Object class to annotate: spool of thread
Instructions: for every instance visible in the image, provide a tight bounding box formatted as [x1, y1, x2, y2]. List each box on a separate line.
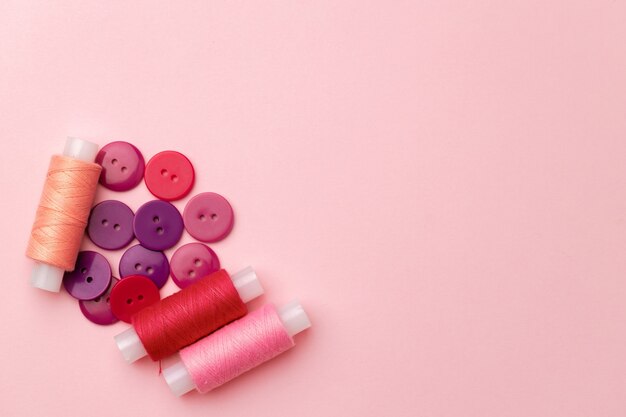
[163, 301, 311, 396]
[26, 138, 101, 292]
[115, 267, 264, 363]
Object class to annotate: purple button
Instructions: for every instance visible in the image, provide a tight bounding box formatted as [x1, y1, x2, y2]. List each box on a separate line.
[79, 277, 119, 325]
[63, 251, 112, 300]
[96, 141, 145, 191]
[87, 200, 135, 250]
[170, 243, 221, 289]
[119, 244, 170, 289]
[183, 192, 234, 242]
[133, 200, 184, 251]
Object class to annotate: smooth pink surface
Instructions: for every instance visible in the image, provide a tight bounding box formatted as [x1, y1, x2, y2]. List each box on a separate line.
[1, 1, 626, 416]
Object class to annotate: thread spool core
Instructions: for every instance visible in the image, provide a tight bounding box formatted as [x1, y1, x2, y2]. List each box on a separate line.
[114, 327, 148, 363]
[30, 137, 99, 292]
[230, 266, 264, 303]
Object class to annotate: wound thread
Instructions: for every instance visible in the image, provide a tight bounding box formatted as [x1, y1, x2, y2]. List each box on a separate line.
[26, 155, 101, 270]
[133, 269, 247, 361]
[180, 304, 295, 393]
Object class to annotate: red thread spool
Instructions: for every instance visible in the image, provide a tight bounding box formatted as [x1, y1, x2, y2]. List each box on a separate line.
[119, 268, 263, 362]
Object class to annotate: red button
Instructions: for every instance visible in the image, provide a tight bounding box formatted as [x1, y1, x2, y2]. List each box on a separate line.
[144, 151, 195, 201]
[109, 275, 161, 323]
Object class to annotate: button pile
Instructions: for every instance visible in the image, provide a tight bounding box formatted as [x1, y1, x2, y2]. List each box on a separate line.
[64, 141, 235, 325]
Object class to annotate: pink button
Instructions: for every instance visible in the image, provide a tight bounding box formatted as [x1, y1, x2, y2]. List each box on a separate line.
[183, 192, 234, 242]
[96, 141, 145, 191]
[170, 243, 221, 289]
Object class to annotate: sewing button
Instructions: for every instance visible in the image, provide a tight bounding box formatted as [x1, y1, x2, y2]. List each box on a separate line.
[63, 251, 112, 300]
[109, 275, 161, 323]
[87, 200, 135, 250]
[183, 192, 234, 242]
[144, 151, 194, 201]
[95, 141, 145, 191]
[119, 244, 170, 289]
[133, 200, 184, 251]
[170, 243, 221, 289]
[79, 277, 119, 325]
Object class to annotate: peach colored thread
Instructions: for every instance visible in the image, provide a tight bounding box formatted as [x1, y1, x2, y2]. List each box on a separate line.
[180, 304, 295, 393]
[26, 155, 101, 271]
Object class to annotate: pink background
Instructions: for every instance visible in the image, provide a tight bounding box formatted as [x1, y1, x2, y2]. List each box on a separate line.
[1, 1, 626, 416]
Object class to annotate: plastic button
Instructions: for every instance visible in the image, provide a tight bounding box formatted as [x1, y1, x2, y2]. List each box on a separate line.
[133, 200, 184, 251]
[170, 243, 221, 289]
[144, 151, 194, 201]
[79, 277, 119, 325]
[119, 244, 170, 289]
[87, 200, 135, 250]
[183, 192, 234, 242]
[109, 275, 161, 323]
[95, 141, 145, 191]
[63, 251, 112, 300]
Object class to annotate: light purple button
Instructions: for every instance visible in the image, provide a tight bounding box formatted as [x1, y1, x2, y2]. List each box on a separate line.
[87, 200, 135, 250]
[96, 141, 145, 191]
[119, 244, 170, 289]
[183, 192, 234, 242]
[63, 251, 112, 300]
[134, 200, 184, 251]
[79, 277, 119, 325]
[170, 243, 221, 289]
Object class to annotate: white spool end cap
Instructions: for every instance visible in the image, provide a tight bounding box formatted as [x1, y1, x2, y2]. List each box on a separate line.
[31, 263, 64, 292]
[114, 327, 148, 363]
[163, 360, 196, 397]
[278, 300, 311, 337]
[63, 137, 99, 162]
[231, 266, 264, 303]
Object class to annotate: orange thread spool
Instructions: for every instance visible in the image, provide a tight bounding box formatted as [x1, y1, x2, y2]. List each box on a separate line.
[26, 138, 101, 292]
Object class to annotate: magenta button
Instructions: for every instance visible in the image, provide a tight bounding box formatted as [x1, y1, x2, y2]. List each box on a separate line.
[183, 192, 234, 243]
[96, 141, 145, 191]
[134, 200, 184, 251]
[79, 277, 119, 325]
[119, 244, 170, 289]
[87, 200, 135, 250]
[63, 251, 112, 300]
[170, 243, 220, 289]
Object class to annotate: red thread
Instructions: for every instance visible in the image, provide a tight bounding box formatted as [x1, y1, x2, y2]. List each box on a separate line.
[132, 269, 247, 361]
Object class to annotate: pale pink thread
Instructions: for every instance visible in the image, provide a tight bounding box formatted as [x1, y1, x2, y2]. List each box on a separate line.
[180, 304, 295, 393]
[26, 155, 101, 270]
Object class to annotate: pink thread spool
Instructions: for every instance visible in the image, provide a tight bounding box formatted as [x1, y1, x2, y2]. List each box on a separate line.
[28, 138, 100, 292]
[162, 301, 311, 396]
